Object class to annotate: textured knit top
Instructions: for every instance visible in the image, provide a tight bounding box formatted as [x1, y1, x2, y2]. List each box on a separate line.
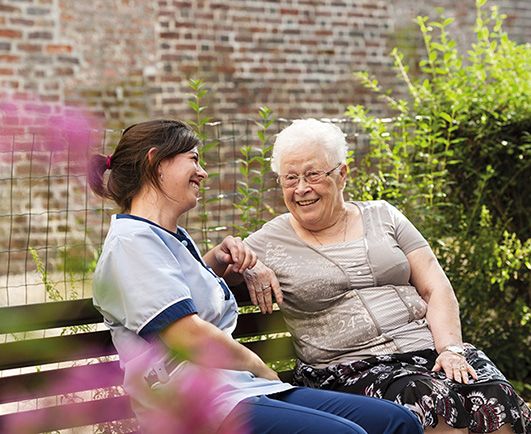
[245, 200, 435, 367]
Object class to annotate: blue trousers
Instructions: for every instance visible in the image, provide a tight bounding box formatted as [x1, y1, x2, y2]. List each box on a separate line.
[220, 387, 423, 434]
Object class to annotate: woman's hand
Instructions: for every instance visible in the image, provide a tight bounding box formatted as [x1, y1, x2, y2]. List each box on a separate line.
[205, 236, 257, 276]
[216, 235, 257, 272]
[254, 363, 281, 381]
[243, 260, 283, 314]
[432, 350, 478, 384]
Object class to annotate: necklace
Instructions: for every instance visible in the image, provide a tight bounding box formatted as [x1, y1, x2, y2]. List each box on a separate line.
[307, 208, 349, 246]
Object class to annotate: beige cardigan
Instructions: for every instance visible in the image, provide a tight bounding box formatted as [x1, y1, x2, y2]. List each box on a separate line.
[245, 201, 435, 367]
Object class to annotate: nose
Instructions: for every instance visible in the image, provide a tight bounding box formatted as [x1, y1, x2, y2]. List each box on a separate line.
[294, 177, 311, 194]
[197, 164, 208, 179]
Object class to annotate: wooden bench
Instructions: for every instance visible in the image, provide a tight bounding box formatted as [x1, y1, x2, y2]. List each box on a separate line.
[0, 284, 294, 433]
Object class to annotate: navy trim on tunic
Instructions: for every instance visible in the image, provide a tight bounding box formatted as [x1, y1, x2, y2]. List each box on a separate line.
[139, 298, 198, 339]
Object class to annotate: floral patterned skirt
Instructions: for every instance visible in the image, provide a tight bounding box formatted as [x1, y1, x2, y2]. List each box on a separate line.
[294, 344, 531, 433]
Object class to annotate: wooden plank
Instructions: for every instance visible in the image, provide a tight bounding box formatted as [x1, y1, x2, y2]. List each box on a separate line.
[230, 282, 252, 306]
[233, 310, 288, 337]
[0, 331, 116, 370]
[0, 360, 123, 404]
[0, 299, 101, 334]
[244, 336, 296, 362]
[0, 395, 135, 432]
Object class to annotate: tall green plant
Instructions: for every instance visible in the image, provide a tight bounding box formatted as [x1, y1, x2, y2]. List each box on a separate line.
[187, 79, 220, 250]
[233, 106, 276, 238]
[346, 0, 530, 386]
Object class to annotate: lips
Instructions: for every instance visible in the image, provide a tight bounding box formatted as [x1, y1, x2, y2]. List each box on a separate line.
[297, 198, 319, 206]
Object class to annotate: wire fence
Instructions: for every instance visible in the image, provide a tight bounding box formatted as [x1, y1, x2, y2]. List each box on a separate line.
[0, 118, 369, 308]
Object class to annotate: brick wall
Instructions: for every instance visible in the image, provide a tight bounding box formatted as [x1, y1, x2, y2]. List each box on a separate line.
[0, 0, 80, 102]
[58, 0, 156, 128]
[1, 0, 529, 122]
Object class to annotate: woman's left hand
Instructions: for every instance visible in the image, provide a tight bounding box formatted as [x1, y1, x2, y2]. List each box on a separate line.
[243, 260, 283, 314]
[432, 351, 478, 384]
[215, 236, 257, 273]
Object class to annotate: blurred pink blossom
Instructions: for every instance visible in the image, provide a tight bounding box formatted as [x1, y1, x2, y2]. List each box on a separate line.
[0, 343, 248, 434]
[0, 93, 103, 158]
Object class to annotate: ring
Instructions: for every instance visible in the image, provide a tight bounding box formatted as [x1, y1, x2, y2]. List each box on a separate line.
[255, 285, 270, 293]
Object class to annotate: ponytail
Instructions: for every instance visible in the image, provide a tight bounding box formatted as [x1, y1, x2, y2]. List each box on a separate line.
[88, 153, 111, 199]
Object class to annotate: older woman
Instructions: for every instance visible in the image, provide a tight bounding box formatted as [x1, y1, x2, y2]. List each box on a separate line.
[88, 119, 423, 434]
[242, 119, 531, 433]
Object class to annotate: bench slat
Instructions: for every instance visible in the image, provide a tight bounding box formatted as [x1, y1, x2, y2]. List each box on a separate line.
[0, 299, 101, 334]
[233, 309, 288, 337]
[0, 395, 135, 432]
[0, 360, 123, 404]
[0, 286, 262, 334]
[245, 336, 296, 361]
[0, 330, 115, 370]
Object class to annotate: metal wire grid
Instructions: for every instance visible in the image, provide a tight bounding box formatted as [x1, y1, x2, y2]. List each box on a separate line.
[0, 118, 367, 306]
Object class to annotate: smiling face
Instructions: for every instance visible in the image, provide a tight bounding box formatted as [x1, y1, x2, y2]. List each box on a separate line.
[279, 143, 347, 231]
[158, 147, 207, 215]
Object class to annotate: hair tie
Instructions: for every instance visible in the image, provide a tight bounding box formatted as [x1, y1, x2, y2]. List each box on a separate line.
[105, 155, 112, 170]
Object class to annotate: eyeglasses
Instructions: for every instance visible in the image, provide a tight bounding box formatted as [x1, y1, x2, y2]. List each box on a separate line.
[277, 162, 342, 188]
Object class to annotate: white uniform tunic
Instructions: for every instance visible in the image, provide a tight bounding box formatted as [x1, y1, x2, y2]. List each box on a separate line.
[92, 215, 292, 428]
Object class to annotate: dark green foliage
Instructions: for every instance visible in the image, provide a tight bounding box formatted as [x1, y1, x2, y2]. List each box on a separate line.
[345, 0, 530, 394]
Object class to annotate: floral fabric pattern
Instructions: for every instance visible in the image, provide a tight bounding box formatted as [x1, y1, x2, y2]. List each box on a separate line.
[294, 345, 531, 433]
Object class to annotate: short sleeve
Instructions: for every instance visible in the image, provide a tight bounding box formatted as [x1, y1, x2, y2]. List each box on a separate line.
[386, 202, 429, 255]
[95, 230, 198, 339]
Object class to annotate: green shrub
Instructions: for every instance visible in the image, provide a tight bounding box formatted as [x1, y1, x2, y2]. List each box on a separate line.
[345, 0, 530, 390]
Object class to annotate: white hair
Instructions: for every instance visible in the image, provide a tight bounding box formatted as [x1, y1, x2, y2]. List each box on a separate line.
[270, 118, 348, 174]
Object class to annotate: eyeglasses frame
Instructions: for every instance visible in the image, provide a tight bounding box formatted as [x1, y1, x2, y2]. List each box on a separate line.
[276, 162, 342, 188]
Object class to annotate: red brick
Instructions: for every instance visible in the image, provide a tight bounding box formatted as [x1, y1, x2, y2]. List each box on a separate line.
[160, 32, 181, 39]
[0, 29, 23, 38]
[0, 67, 14, 75]
[17, 43, 43, 53]
[280, 8, 298, 15]
[45, 44, 72, 54]
[174, 43, 196, 50]
[54, 67, 74, 75]
[0, 54, 19, 62]
[40, 94, 60, 102]
[216, 65, 236, 74]
[0, 4, 21, 13]
[28, 31, 53, 39]
[9, 18, 35, 26]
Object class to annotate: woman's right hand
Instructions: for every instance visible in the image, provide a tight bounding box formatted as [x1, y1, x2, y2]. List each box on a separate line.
[254, 363, 281, 381]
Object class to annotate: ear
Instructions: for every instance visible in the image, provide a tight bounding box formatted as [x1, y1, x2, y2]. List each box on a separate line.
[147, 147, 162, 177]
[339, 162, 348, 179]
[147, 147, 158, 164]
[339, 163, 348, 189]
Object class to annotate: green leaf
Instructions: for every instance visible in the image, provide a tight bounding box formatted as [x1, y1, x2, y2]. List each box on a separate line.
[439, 112, 453, 123]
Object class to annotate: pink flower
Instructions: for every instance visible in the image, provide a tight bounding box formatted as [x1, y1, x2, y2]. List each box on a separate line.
[0, 93, 103, 165]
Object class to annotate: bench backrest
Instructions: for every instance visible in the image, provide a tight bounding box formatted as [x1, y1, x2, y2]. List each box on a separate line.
[0, 283, 294, 432]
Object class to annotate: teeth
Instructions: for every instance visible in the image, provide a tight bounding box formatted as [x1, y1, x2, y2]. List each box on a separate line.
[298, 199, 318, 206]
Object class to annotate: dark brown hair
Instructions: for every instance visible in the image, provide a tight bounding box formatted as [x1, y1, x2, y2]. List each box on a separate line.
[88, 119, 201, 212]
